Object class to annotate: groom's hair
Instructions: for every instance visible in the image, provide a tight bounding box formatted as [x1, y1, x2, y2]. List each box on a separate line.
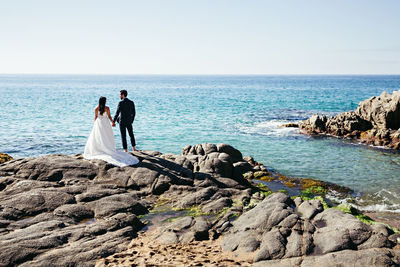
[120, 90, 128, 97]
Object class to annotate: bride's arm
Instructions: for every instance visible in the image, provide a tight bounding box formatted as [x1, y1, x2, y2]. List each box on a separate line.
[94, 107, 99, 121]
[106, 107, 115, 125]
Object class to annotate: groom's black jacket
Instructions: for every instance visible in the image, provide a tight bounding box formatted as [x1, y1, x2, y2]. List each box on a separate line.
[113, 98, 135, 125]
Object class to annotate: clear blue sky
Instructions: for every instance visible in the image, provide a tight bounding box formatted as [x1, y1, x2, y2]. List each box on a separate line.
[0, 0, 399, 74]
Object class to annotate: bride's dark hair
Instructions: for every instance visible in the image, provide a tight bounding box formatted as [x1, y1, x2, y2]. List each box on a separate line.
[99, 97, 106, 115]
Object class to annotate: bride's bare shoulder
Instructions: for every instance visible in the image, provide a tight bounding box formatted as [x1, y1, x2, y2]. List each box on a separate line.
[94, 106, 99, 111]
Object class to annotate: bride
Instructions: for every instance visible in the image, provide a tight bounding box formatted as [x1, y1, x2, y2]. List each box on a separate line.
[83, 96, 139, 167]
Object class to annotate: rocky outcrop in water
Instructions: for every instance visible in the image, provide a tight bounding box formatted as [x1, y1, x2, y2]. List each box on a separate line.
[300, 91, 400, 149]
[0, 144, 399, 266]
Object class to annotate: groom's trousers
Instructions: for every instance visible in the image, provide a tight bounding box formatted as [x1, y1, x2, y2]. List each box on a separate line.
[119, 123, 136, 149]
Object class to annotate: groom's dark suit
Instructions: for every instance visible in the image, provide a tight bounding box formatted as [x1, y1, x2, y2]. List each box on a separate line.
[113, 98, 136, 150]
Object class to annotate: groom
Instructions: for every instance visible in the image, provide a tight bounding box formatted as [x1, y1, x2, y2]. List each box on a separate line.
[112, 90, 137, 152]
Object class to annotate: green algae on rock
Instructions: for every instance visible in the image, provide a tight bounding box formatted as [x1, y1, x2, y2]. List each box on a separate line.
[0, 153, 13, 164]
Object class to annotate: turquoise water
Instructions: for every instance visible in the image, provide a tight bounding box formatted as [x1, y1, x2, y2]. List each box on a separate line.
[1, 75, 400, 211]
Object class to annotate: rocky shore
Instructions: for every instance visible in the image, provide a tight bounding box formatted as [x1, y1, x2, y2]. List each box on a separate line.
[0, 144, 400, 266]
[300, 90, 400, 150]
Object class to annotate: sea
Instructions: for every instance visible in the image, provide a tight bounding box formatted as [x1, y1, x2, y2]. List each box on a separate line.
[1, 74, 399, 212]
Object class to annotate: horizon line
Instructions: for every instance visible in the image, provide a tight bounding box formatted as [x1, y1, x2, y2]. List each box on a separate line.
[1, 73, 400, 76]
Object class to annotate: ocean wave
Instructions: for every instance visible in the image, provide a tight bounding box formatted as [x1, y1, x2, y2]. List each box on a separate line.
[237, 120, 301, 137]
[327, 189, 400, 213]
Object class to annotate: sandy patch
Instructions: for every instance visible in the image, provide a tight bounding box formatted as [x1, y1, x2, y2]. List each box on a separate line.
[96, 230, 253, 267]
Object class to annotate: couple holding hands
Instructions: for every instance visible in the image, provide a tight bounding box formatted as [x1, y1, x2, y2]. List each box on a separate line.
[83, 90, 139, 167]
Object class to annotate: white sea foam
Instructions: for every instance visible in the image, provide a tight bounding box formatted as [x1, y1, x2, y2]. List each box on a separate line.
[237, 120, 300, 137]
[326, 189, 400, 213]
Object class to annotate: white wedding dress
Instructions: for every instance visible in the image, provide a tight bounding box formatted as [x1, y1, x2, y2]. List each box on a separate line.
[83, 112, 139, 167]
